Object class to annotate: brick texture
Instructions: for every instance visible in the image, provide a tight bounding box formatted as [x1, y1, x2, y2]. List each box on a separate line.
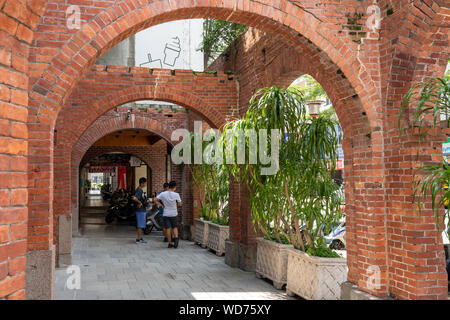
[0, 0, 447, 300]
[0, 0, 46, 300]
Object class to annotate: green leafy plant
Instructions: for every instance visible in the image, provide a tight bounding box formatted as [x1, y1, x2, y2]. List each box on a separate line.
[221, 86, 342, 256]
[200, 19, 248, 67]
[398, 73, 450, 228]
[290, 74, 328, 102]
[186, 132, 229, 224]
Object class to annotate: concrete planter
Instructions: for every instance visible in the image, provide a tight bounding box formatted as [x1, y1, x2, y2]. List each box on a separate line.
[255, 238, 293, 289]
[194, 218, 209, 248]
[286, 247, 347, 300]
[207, 222, 229, 256]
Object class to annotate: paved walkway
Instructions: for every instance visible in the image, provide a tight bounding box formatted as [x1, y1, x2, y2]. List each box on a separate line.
[55, 224, 295, 300]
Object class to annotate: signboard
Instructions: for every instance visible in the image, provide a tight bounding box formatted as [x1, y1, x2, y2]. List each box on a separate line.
[443, 137, 450, 164]
[337, 145, 344, 160]
[443, 137, 450, 156]
[89, 166, 116, 173]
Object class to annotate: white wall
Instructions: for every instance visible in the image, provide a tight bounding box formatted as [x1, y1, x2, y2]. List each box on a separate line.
[135, 19, 204, 71]
[134, 165, 148, 195]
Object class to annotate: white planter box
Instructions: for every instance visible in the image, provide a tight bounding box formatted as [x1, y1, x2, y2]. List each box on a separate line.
[194, 218, 209, 248]
[286, 247, 347, 300]
[256, 238, 293, 289]
[207, 222, 229, 256]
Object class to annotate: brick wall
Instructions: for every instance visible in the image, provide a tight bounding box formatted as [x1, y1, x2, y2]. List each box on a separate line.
[206, 4, 449, 299]
[0, 0, 46, 300]
[0, 0, 447, 300]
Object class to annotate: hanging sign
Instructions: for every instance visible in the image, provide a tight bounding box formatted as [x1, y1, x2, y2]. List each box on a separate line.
[129, 156, 142, 167]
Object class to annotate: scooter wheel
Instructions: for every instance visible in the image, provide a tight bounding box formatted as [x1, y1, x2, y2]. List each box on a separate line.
[105, 214, 114, 224]
[330, 240, 345, 250]
[144, 225, 153, 235]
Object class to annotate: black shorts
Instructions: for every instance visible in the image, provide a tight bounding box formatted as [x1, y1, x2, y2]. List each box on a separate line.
[163, 216, 178, 229]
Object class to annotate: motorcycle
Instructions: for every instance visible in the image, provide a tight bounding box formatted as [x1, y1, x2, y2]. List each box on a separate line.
[101, 184, 113, 200]
[144, 203, 164, 234]
[105, 191, 137, 224]
[326, 220, 346, 250]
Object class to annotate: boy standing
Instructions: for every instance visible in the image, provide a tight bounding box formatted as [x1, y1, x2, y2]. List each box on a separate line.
[132, 177, 149, 243]
[154, 180, 182, 248]
[158, 182, 169, 242]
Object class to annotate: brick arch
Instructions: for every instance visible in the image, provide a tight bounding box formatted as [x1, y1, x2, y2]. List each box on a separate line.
[27, 1, 382, 263]
[29, 1, 380, 129]
[20, 0, 450, 301]
[54, 66, 236, 159]
[272, 69, 366, 141]
[53, 107, 187, 266]
[87, 81, 225, 129]
[80, 148, 151, 170]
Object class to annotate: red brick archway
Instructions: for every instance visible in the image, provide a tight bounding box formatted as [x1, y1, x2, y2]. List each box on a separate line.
[0, 0, 447, 300]
[28, 1, 381, 128]
[27, 0, 448, 300]
[53, 106, 188, 266]
[27, 5, 382, 291]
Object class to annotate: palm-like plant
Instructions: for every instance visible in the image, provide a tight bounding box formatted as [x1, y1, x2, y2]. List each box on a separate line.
[187, 132, 230, 224]
[222, 86, 342, 256]
[399, 74, 450, 227]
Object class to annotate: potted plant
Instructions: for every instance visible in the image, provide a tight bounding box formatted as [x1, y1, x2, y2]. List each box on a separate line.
[191, 163, 212, 249]
[206, 163, 230, 256]
[222, 86, 346, 297]
[187, 132, 230, 250]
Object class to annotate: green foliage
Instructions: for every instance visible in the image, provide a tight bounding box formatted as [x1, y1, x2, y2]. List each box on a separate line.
[200, 19, 248, 67]
[221, 86, 342, 255]
[306, 245, 340, 258]
[186, 132, 229, 224]
[399, 77, 450, 138]
[320, 106, 338, 121]
[264, 232, 291, 245]
[398, 75, 450, 227]
[290, 75, 327, 102]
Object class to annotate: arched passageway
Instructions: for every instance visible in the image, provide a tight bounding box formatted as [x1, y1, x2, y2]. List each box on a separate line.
[54, 107, 189, 267]
[0, 0, 448, 300]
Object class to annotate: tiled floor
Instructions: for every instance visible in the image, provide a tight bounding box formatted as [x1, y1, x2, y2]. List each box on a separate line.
[55, 224, 295, 300]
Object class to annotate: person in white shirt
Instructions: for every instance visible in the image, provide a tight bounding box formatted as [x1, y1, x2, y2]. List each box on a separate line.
[154, 180, 182, 248]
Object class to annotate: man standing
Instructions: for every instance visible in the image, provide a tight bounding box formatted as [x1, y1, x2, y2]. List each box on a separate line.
[158, 182, 169, 242]
[155, 180, 182, 248]
[132, 177, 149, 244]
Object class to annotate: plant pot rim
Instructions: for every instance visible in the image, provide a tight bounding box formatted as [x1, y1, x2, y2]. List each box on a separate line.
[208, 221, 229, 228]
[256, 237, 293, 248]
[287, 247, 346, 264]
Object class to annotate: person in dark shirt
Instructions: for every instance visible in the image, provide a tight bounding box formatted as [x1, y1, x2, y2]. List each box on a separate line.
[132, 177, 150, 243]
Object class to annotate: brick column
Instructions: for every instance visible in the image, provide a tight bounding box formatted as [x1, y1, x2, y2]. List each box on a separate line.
[225, 175, 257, 271]
[0, 0, 31, 299]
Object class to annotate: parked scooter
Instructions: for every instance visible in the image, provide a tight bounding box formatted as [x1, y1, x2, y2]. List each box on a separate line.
[144, 203, 164, 234]
[326, 220, 346, 250]
[101, 184, 113, 200]
[105, 190, 137, 224]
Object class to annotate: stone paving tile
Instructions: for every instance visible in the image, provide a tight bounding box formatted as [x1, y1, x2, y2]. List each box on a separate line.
[54, 224, 295, 300]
